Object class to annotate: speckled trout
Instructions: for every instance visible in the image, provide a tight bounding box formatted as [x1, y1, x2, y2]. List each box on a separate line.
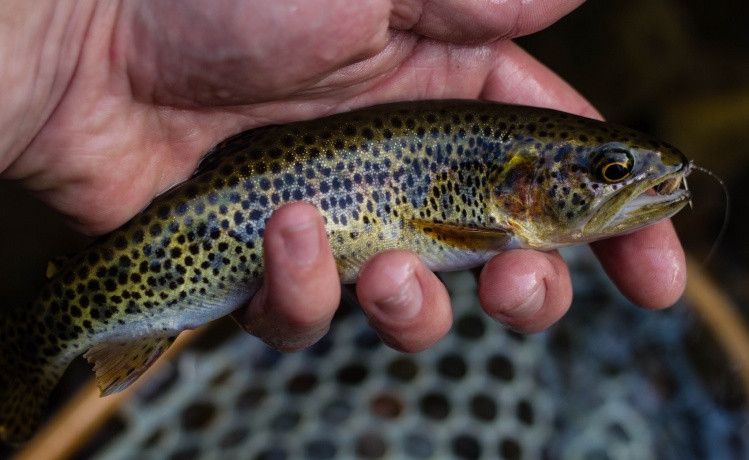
[0, 100, 691, 444]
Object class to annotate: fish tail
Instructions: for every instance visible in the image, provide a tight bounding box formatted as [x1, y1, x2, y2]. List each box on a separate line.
[0, 308, 67, 446]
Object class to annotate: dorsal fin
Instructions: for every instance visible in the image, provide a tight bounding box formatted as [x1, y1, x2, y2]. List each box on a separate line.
[44, 255, 71, 280]
[83, 332, 178, 396]
[406, 219, 512, 251]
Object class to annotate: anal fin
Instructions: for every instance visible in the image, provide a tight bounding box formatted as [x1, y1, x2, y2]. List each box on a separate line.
[406, 219, 513, 251]
[83, 333, 178, 396]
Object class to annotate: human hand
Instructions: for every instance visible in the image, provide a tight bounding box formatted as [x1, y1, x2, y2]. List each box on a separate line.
[0, 0, 686, 352]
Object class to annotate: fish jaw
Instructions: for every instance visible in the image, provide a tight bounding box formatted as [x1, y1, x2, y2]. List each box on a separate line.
[583, 168, 691, 238]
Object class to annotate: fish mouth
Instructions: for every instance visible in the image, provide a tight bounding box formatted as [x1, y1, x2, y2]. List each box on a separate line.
[584, 166, 692, 237]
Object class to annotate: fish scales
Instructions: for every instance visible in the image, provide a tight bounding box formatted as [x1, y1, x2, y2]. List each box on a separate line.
[0, 100, 692, 444]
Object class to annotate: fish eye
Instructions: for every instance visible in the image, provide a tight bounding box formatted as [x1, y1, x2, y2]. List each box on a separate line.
[590, 146, 635, 183]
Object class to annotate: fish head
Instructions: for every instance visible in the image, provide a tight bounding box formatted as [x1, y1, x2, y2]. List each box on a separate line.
[489, 125, 691, 250]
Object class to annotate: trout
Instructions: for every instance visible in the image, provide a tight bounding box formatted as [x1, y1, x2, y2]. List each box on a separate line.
[0, 100, 691, 444]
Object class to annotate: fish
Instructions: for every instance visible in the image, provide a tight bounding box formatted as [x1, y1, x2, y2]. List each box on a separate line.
[0, 99, 691, 444]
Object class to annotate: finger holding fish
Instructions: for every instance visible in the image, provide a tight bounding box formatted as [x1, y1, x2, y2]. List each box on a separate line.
[592, 219, 687, 310]
[231, 203, 340, 352]
[479, 249, 573, 333]
[356, 250, 453, 353]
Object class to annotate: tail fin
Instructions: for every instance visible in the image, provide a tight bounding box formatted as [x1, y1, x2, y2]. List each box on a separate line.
[0, 308, 67, 446]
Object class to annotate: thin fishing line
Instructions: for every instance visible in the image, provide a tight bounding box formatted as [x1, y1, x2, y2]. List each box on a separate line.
[690, 164, 730, 266]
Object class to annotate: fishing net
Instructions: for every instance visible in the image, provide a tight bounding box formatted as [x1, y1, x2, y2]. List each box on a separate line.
[69, 247, 749, 459]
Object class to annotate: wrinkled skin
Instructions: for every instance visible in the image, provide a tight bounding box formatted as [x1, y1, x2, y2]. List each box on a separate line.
[0, 0, 685, 353]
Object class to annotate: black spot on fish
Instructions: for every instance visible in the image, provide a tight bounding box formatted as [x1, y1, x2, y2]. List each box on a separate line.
[113, 236, 128, 250]
[102, 249, 115, 262]
[93, 293, 107, 306]
[157, 205, 171, 219]
[118, 255, 131, 267]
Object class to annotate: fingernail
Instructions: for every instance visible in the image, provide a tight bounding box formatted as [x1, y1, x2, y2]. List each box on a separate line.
[373, 266, 423, 321]
[281, 219, 320, 266]
[507, 282, 545, 319]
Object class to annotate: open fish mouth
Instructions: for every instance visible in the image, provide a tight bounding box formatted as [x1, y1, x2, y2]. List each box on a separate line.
[623, 172, 689, 213]
[585, 167, 692, 236]
[654, 174, 685, 195]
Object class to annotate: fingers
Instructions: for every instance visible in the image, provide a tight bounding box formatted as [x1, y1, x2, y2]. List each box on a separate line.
[356, 250, 452, 352]
[232, 202, 341, 352]
[592, 220, 687, 309]
[480, 41, 601, 119]
[123, 0, 591, 114]
[393, 0, 586, 43]
[478, 250, 572, 333]
[239, 228, 455, 354]
[233, 203, 679, 352]
[332, 39, 599, 122]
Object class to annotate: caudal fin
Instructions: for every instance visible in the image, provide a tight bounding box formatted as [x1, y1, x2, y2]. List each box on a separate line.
[0, 309, 67, 446]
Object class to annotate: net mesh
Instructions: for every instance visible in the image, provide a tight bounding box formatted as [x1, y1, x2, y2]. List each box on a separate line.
[77, 247, 749, 460]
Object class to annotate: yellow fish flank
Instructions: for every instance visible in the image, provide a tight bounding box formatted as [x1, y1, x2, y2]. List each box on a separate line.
[0, 100, 691, 444]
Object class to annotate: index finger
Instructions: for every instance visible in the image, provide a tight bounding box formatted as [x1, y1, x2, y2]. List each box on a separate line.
[392, 0, 586, 43]
[591, 219, 687, 309]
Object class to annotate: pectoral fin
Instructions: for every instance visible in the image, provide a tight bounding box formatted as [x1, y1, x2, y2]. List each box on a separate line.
[406, 219, 513, 251]
[83, 333, 178, 396]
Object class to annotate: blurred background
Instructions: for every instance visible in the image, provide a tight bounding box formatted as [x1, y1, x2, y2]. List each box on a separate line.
[1, 0, 748, 458]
